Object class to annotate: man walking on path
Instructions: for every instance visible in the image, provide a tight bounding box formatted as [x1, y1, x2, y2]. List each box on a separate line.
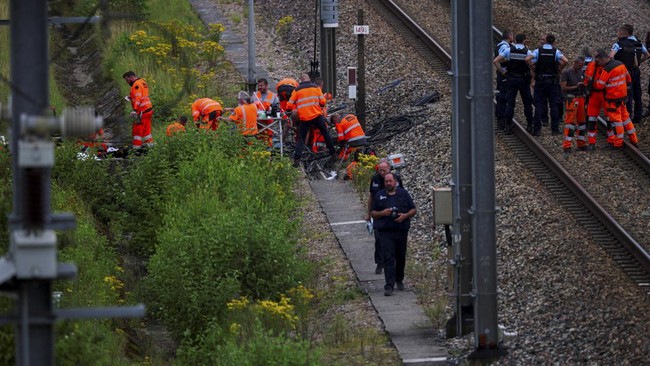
[370, 173, 416, 297]
[366, 161, 403, 275]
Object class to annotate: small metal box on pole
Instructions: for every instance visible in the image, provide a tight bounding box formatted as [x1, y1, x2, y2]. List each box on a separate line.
[433, 188, 453, 225]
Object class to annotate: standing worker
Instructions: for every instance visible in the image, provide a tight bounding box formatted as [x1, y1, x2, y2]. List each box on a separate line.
[370, 173, 416, 297]
[365, 161, 404, 275]
[123, 71, 154, 150]
[526, 34, 568, 136]
[166, 116, 187, 137]
[494, 29, 513, 130]
[594, 49, 639, 149]
[610, 24, 649, 125]
[584, 49, 614, 149]
[287, 74, 336, 167]
[191, 97, 223, 131]
[493, 33, 534, 134]
[560, 57, 587, 154]
[222, 91, 258, 137]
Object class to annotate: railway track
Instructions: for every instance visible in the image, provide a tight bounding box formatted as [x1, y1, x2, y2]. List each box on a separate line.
[375, 0, 650, 294]
[371, 0, 451, 73]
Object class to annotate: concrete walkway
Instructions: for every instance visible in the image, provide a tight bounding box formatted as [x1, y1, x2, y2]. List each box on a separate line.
[188, 2, 448, 363]
[310, 180, 448, 365]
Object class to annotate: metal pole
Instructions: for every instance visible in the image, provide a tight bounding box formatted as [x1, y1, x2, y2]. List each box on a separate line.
[469, 0, 502, 358]
[247, 0, 256, 93]
[356, 9, 366, 129]
[10, 0, 54, 363]
[447, 0, 473, 339]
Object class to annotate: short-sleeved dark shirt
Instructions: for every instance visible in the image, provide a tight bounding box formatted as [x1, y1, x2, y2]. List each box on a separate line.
[371, 187, 416, 232]
[560, 68, 584, 99]
[369, 172, 404, 198]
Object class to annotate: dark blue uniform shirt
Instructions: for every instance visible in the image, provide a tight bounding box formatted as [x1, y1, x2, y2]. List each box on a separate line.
[371, 187, 415, 231]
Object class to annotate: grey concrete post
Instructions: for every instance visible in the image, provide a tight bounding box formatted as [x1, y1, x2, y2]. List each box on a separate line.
[10, 1, 54, 364]
[469, 0, 500, 354]
[247, 0, 256, 93]
[356, 9, 366, 129]
[447, 0, 474, 339]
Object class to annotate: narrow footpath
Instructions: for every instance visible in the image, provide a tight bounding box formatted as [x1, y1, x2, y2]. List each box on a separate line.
[188, 1, 448, 363]
[310, 179, 447, 365]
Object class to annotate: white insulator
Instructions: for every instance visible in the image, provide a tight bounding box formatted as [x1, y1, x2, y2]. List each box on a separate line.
[60, 107, 103, 138]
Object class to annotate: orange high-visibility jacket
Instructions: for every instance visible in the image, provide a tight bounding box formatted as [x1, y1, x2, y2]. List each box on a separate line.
[286, 81, 326, 121]
[336, 114, 366, 143]
[229, 103, 258, 135]
[276, 78, 299, 111]
[254, 91, 278, 111]
[583, 62, 606, 92]
[192, 98, 223, 129]
[129, 78, 153, 114]
[166, 122, 186, 137]
[595, 60, 631, 102]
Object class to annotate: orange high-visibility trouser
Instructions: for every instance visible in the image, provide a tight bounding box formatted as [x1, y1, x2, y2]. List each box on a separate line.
[586, 91, 614, 145]
[132, 110, 154, 149]
[563, 96, 586, 150]
[605, 101, 638, 147]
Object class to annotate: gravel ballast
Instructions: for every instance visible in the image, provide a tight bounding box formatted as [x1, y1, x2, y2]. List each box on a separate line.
[243, 1, 650, 363]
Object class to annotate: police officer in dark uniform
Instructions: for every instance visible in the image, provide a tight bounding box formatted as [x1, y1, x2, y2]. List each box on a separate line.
[493, 33, 534, 134]
[610, 24, 649, 125]
[370, 173, 416, 297]
[526, 34, 568, 136]
[366, 161, 404, 275]
[495, 30, 514, 130]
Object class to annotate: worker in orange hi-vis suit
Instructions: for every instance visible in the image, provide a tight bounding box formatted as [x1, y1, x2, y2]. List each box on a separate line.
[255, 78, 280, 143]
[584, 53, 615, 148]
[254, 78, 280, 112]
[191, 98, 223, 131]
[222, 91, 258, 136]
[332, 113, 367, 160]
[123, 71, 154, 150]
[593, 49, 639, 149]
[287, 74, 336, 167]
[276, 77, 299, 112]
[166, 116, 187, 137]
[560, 57, 587, 153]
[79, 128, 108, 158]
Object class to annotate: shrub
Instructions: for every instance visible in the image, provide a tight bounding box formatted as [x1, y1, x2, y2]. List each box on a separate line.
[175, 319, 322, 366]
[350, 153, 379, 198]
[144, 128, 312, 339]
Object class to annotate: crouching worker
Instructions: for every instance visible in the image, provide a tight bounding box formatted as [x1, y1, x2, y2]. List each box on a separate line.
[221, 91, 258, 137]
[331, 113, 366, 160]
[166, 116, 187, 137]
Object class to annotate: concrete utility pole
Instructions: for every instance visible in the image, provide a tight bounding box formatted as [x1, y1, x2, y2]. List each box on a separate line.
[8, 2, 54, 362]
[247, 0, 256, 93]
[447, 0, 473, 339]
[468, 0, 505, 359]
[320, 0, 338, 97]
[355, 9, 366, 129]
